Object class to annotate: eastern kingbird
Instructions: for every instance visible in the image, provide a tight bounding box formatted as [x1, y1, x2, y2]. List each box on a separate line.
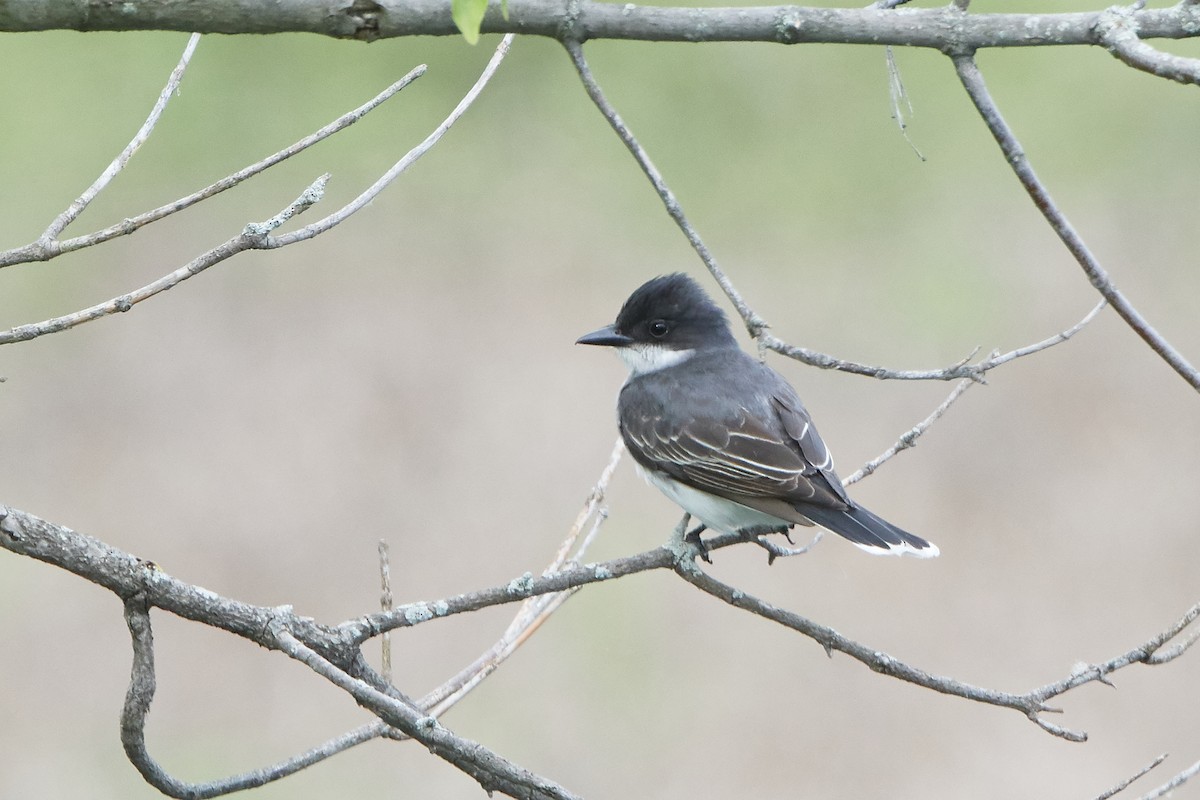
[576, 273, 938, 558]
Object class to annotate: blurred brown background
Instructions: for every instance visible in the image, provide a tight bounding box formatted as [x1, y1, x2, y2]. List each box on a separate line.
[2, 3, 1199, 797]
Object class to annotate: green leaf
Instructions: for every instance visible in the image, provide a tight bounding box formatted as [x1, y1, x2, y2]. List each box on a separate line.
[451, 0, 488, 44]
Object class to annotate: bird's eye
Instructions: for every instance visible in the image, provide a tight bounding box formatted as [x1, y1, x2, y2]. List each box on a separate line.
[648, 320, 670, 338]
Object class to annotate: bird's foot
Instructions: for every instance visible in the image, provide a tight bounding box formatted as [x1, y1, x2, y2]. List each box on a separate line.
[685, 524, 711, 564]
[741, 526, 819, 565]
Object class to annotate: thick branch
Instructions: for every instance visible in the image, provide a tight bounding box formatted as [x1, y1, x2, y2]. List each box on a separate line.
[3, 0, 1200, 49]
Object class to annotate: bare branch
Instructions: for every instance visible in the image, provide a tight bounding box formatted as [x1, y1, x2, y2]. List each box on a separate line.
[841, 298, 1106, 485]
[0, 66, 425, 270]
[563, 38, 769, 337]
[37, 33, 200, 247]
[378, 539, 394, 683]
[843, 378, 973, 486]
[0, 37, 512, 346]
[567, 38, 1110, 390]
[952, 54, 1200, 392]
[1136, 758, 1200, 800]
[417, 439, 623, 719]
[1026, 601, 1200, 705]
[674, 561, 1200, 743]
[4, 499, 1199, 756]
[266, 33, 515, 249]
[0, 183, 315, 345]
[1097, 5, 1200, 86]
[4, 0, 1200, 53]
[1092, 753, 1167, 800]
[273, 628, 581, 800]
[121, 597, 387, 799]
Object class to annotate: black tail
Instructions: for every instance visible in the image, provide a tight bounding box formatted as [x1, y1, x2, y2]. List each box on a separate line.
[798, 503, 938, 558]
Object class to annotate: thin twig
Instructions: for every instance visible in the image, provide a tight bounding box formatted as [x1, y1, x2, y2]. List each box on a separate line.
[1136, 758, 1200, 800]
[566, 38, 1112, 389]
[0, 37, 513, 347]
[378, 539, 393, 683]
[417, 439, 623, 718]
[884, 46, 926, 160]
[952, 54, 1200, 392]
[37, 33, 200, 247]
[0, 177, 325, 345]
[841, 298, 1105, 484]
[0, 66, 426, 269]
[562, 38, 768, 336]
[1092, 754, 1168, 800]
[267, 34, 515, 248]
[843, 378, 973, 486]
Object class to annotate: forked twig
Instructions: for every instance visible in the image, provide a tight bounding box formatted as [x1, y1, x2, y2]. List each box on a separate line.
[0, 36, 514, 347]
[38, 33, 201, 248]
[952, 54, 1200, 392]
[0, 66, 425, 269]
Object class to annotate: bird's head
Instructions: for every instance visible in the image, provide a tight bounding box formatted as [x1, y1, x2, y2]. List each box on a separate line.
[576, 273, 736, 375]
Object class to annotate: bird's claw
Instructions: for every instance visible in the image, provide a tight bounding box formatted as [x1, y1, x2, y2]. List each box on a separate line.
[684, 524, 712, 564]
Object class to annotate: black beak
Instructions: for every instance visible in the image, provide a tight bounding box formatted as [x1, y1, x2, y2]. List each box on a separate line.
[576, 324, 634, 347]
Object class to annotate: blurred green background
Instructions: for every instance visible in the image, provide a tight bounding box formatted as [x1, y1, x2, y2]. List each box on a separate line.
[2, 2, 1199, 797]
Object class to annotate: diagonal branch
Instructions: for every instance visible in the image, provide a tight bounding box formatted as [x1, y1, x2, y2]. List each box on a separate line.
[673, 558, 1200, 742]
[1136, 758, 1200, 800]
[1093, 754, 1168, 800]
[36, 33, 200, 247]
[566, 38, 1112, 391]
[0, 36, 513, 347]
[842, 298, 1106, 484]
[951, 54, 1200, 393]
[122, 597, 387, 799]
[416, 438, 624, 719]
[273, 628, 581, 800]
[266, 33, 514, 248]
[0, 65, 426, 269]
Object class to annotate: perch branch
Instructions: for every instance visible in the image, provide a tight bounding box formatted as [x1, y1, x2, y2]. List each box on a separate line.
[3, 495, 1198, 757]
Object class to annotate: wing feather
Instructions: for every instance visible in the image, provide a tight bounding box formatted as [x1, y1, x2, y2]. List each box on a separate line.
[619, 394, 849, 512]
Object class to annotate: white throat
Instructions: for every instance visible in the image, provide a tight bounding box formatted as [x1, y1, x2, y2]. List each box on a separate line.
[617, 343, 696, 376]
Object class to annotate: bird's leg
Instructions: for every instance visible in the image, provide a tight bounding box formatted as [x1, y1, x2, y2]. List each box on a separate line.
[668, 514, 712, 564]
[685, 522, 711, 564]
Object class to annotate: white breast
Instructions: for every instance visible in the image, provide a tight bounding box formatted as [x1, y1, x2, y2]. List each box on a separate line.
[637, 463, 791, 535]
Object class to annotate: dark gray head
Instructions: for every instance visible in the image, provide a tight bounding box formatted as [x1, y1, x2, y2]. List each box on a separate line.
[576, 274, 737, 375]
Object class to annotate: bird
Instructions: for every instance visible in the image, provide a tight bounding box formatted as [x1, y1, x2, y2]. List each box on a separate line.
[575, 273, 938, 559]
